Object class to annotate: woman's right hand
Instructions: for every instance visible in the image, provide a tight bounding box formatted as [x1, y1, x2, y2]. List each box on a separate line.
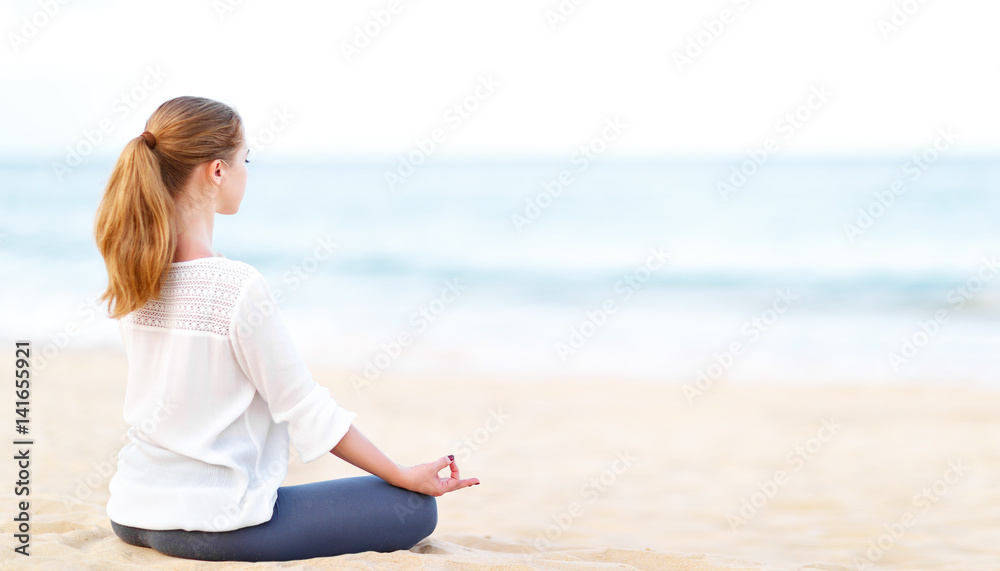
[330, 426, 479, 496]
[397, 455, 480, 497]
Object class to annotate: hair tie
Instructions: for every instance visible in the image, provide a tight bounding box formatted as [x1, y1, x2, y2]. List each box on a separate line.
[140, 131, 157, 149]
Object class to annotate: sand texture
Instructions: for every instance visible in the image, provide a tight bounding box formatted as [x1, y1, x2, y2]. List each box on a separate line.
[2, 350, 998, 570]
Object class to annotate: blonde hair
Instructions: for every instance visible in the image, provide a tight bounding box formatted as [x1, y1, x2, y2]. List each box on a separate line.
[94, 96, 244, 319]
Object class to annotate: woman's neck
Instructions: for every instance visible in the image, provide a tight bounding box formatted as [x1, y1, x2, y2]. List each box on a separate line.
[172, 198, 217, 263]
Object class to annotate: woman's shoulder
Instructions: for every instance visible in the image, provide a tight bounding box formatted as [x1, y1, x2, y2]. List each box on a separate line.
[168, 255, 265, 291]
[123, 257, 270, 336]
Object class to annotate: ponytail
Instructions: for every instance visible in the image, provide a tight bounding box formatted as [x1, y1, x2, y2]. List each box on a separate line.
[94, 136, 176, 318]
[94, 96, 243, 318]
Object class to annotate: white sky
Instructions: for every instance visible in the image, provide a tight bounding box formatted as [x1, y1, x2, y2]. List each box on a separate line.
[1, 0, 998, 161]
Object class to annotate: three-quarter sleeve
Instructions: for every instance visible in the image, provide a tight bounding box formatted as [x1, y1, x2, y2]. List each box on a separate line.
[229, 270, 356, 462]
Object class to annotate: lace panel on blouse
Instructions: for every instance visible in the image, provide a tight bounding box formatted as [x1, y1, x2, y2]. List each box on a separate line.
[124, 259, 255, 336]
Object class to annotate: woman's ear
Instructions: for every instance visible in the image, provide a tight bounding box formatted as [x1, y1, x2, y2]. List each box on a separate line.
[209, 159, 225, 186]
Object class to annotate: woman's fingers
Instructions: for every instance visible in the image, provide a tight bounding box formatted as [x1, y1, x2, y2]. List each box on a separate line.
[422, 456, 480, 494]
[442, 476, 480, 493]
[432, 455, 453, 473]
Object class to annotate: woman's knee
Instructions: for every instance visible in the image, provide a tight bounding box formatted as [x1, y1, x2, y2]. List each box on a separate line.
[352, 475, 437, 539]
[414, 495, 438, 541]
[394, 491, 438, 544]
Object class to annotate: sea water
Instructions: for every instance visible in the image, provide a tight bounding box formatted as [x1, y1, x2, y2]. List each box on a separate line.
[1, 156, 997, 386]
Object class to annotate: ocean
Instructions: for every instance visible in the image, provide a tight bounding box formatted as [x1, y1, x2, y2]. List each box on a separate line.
[1, 155, 998, 387]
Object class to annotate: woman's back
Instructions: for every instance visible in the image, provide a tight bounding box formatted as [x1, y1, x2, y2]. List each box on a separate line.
[108, 256, 356, 533]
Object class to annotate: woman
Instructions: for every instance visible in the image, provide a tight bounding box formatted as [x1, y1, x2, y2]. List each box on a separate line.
[94, 95, 478, 562]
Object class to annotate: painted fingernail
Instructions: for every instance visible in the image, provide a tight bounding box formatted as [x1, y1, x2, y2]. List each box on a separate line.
[448, 454, 455, 461]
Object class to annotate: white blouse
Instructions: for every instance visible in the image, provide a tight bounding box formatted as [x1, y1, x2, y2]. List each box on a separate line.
[106, 256, 357, 532]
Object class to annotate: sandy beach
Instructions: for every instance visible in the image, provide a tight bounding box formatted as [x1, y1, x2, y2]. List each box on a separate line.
[2, 348, 998, 570]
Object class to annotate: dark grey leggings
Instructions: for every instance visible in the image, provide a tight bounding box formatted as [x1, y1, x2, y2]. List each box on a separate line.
[110, 476, 437, 562]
